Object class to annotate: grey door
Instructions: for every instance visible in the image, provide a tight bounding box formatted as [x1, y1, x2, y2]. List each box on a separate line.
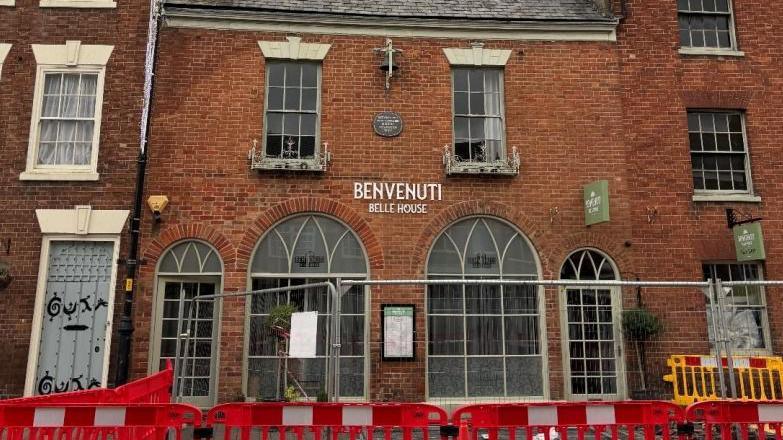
[34, 241, 115, 395]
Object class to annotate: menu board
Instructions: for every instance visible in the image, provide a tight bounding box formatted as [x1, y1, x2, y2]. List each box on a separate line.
[382, 305, 415, 360]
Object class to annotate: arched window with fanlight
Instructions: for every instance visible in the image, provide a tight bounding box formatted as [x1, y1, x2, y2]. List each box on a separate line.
[247, 214, 368, 400]
[426, 216, 544, 399]
[153, 240, 223, 408]
[560, 249, 625, 400]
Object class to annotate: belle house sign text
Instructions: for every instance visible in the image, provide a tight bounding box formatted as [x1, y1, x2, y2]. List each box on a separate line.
[354, 181, 442, 214]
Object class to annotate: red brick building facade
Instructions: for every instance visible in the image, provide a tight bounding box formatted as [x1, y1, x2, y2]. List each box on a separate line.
[2, 0, 781, 406]
[0, 0, 149, 398]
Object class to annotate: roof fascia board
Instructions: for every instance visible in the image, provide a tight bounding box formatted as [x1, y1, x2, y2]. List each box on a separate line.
[163, 8, 618, 42]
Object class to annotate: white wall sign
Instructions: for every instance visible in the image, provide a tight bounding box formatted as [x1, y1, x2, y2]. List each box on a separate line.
[289, 311, 318, 358]
[382, 305, 414, 360]
[353, 181, 442, 214]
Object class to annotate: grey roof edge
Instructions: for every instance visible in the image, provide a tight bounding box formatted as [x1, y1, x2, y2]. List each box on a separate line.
[163, 6, 619, 42]
[163, 1, 617, 23]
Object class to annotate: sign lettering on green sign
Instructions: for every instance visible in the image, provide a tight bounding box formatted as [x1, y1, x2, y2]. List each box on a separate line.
[733, 222, 766, 261]
[384, 307, 413, 317]
[584, 180, 610, 225]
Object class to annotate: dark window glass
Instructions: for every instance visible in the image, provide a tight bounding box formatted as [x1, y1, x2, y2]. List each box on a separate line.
[452, 68, 504, 163]
[678, 0, 735, 49]
[689, 111, 749, 192]
[264, 62, 320, 159]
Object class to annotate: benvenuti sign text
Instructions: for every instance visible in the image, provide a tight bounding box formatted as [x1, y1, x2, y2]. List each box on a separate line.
[353, 182, 442, 214]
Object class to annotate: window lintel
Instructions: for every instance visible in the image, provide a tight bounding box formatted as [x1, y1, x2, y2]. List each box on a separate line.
[258, 36, 331, 61]
[443, 46, 512, 66]
[32, 41, 114, 67]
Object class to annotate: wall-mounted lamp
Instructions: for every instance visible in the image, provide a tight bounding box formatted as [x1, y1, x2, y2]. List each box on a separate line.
[374, 38, 401, 91]
[147, 195, 169, 223]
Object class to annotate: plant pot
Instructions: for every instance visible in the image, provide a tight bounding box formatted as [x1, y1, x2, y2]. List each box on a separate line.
[630, 389, 661, 401]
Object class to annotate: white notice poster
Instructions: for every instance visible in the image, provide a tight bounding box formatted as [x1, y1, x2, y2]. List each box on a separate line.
[289, 311, 318, 358]
[383, 306, 414, 359]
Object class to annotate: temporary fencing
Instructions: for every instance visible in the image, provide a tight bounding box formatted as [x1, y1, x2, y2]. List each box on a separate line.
[451, 401, 687, 440]
[206, 402, 449, 440]
[665, 355, 783, 405]
[686, 400, 783, 440]
[0, 402, 202, 440]
[1, 361, 173, 404]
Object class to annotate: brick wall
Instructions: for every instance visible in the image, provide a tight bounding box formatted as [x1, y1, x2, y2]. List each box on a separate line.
[137, 27, 631, 402]
[0, 0, 149, 397]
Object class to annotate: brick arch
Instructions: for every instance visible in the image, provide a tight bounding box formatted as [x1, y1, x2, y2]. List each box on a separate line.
[555, 232, 632, 279]
[141, 223, 237, 275]
[411, 200, 556, 278]
[236, 197, 384, 274]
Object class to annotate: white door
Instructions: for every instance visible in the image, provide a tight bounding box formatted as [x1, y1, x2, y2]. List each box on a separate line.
[560, 249, 625, 400]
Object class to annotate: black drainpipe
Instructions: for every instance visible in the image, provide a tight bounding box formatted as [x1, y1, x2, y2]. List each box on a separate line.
[115, 0, 162, 386]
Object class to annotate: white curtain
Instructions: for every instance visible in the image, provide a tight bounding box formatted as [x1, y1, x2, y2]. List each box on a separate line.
[37, 73, 96, 166]
[483, 72, 503, 161]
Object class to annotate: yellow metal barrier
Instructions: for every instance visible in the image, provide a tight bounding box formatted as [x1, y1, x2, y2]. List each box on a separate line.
[664, 355, 783, 405]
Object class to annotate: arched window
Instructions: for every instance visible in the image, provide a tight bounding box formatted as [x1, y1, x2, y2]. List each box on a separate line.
[426, 217, 543, 399]
[153, 240, 222, 407]
[560, 249, 624, 399]
[247, 214, 368, 400]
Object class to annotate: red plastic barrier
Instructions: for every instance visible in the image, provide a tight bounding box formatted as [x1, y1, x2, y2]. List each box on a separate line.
[686, 400, 783, 440]
[208, 402, 448, 440]
[452, 401, 687, 440]
[1, 363, 173, 404]
[0, 402, 201, 440]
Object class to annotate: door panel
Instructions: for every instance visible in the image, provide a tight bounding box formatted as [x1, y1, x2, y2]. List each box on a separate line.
[564, 287, 623, 400]
[35, 241, 114, 395]
[156, 280, 218, 407]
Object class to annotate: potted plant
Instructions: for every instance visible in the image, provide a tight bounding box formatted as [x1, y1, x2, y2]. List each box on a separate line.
[266, 304, 297, 400]
[622, 307, 662, 400]
[0, 260, 12, 290]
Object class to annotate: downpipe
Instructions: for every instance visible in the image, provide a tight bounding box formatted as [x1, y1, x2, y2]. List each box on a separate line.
[115, 0, 162, 386]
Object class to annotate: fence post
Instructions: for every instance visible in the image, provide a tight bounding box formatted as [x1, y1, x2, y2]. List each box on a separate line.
[706, 280, 727, 399]
[330, 279, 343, 402]
[714, 278, 738, 398]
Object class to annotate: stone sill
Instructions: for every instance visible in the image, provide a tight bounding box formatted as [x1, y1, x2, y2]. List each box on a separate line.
[692, 193, 761, 203]
[251, 158, 325, 172]
[678, 47, 745, 57]
[20, 170, 100, 181]
[445, 163, 519, 176]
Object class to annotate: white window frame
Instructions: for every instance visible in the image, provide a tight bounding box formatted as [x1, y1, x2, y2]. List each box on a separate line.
[688, 110, 759, 203]
[22, 41, 113, 181]
[424, 216, 549, 403]
[243, 214, 370, 401]
[149, 239, 224, 408]
[558, 248, 626, 401]
[442, 45, 519, 176]
[253, 37, 331, 172]
[703, 262, 771, 354]
[24, 206, 128, 396]
[0, 44, 10, 78]
[0, 0, 14, 6]
[39, 0, 116, 8]
[677, 0, 744, 57]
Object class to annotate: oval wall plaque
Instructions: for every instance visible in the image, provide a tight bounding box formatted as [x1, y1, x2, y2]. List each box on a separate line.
[372, 111, 404, 137]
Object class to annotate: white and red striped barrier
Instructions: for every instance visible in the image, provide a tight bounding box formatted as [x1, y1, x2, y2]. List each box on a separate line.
[687, 400, 783, 440]
[0, 403, 202, 440]
[452, 402, 687, 440]
[207, 402, 448, 440]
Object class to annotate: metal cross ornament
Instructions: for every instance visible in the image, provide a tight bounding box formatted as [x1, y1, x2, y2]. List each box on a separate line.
[282, 137, 298, 159]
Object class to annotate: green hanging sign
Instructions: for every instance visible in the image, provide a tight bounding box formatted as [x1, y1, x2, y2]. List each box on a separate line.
[733, 222, 766, 261]
[584, 180, 610, 225]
